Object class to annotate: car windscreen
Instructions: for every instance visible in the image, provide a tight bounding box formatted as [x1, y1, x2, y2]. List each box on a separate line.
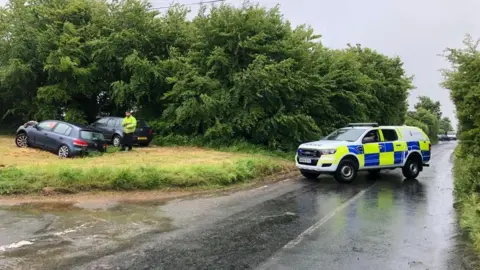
[80, 130, 105, 141]
[323, 128, 366, 142]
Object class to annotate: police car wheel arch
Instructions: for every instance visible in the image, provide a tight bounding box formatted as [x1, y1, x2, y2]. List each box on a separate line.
[339, 154, 360, 169]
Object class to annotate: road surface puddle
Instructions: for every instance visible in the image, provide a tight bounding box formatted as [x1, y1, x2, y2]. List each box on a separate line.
[0, 201, 175, 269]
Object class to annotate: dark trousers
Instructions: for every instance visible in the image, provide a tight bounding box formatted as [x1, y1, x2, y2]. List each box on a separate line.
[121, 133, 133, 151]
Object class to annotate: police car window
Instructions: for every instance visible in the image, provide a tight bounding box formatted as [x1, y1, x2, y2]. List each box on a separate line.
[323, 128, 365, 142]
[381, 129, 398, 141]
[363, 130, 380, 143]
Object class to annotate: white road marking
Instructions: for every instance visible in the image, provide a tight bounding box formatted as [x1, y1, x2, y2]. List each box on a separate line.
[282, 183, 377, 249]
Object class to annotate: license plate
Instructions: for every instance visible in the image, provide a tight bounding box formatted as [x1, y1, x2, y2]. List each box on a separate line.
[299, 158, 312, 163]
[138, 137, 147, 140]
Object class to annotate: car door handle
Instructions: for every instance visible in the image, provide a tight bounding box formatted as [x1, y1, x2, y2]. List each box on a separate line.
[59, 137, 63, 140]
[395, 144, 401, 147]
[44, 133, 48, 136]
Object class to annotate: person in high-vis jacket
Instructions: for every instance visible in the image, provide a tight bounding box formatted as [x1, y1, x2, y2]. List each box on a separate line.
[121, 111, 137, 151]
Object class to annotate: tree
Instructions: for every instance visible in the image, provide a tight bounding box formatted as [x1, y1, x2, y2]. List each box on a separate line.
[442, 34, 480, 156]
[405, 108, 439, 140]
[414, 96, 442, 119]
[438, 117, 453, 134]
[0, 0, 414, 150]
[405, 96, 443, 141]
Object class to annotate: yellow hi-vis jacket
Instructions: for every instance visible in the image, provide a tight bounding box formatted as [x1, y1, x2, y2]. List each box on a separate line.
[122, 115, 137, 134]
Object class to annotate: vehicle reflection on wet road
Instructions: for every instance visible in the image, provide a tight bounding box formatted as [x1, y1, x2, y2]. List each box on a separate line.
[0, 142, 478, 270]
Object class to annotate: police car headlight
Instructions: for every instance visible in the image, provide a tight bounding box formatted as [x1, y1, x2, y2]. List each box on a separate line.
[320, 149, 336, 155]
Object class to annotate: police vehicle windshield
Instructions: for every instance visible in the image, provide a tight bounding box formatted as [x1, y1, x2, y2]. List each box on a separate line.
[323, 128, 366, 142]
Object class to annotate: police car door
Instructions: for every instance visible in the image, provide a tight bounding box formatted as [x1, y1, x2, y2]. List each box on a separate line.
[379, 128, 404, 167]
[361, 129, 381, 167]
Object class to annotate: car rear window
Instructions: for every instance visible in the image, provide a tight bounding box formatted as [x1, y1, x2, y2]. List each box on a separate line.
[80, 130, 105, 141]
[137, 119, 149, 127]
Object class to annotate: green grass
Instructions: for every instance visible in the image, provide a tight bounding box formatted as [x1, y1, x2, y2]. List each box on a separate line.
[152, 134, 295, 159]
[0, 136, 295, 195]
[0, 158, 292, 195]
[453, 148, 480, 252]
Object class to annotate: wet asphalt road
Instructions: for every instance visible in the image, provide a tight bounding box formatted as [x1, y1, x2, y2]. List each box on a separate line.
[0, 142, 478, 269]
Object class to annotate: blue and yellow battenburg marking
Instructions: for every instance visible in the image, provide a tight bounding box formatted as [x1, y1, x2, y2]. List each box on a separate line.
[334, 141, 428, 168]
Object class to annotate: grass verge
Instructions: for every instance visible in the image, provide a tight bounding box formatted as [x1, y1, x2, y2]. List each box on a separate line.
[0, 136, 295, 195]
[453, 149, 480, 253]
[152, 134, 295, 159]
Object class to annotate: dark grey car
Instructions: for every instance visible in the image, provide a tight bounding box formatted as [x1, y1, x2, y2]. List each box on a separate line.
[15, 120, 107, 158]
[90, 117, 154, 147]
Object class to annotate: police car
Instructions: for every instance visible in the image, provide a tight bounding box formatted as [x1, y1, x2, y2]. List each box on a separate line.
[296, 123, 431, 183]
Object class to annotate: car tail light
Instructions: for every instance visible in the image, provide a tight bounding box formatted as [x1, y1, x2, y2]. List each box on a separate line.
[429, 143, 432, 151]
[73, 139, 88, 147]
[148, 129, 153, 135]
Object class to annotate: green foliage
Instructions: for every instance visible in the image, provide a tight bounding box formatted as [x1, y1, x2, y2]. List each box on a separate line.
[453, 152, 480, 252]
[0, 0, 414, 150]
[443, 35, 480, 254]
[404, 96, 442, 141]
[439, 117, 453, 134]
[443, 35, 480, 156]
[414, 96, 442, 119]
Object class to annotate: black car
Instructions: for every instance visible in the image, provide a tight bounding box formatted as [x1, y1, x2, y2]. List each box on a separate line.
[438, 134, 450, 141]
[15, 120, 107, 158]
[90, 117, 154, 147]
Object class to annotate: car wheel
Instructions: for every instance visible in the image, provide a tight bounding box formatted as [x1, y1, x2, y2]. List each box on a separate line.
[301, 170, 320, 179]
[15, 133, 28, 148]
[402, 158, 421, 179]
[334, 159, 358, 183]
[58, 145, 70, 158]
[113, 135, 121, 147]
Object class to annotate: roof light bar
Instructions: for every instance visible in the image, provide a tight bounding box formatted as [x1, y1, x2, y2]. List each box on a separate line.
[346, 122, 379, 127]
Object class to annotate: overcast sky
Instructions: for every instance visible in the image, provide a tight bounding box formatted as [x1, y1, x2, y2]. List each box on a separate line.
[2, 0, 479, 128]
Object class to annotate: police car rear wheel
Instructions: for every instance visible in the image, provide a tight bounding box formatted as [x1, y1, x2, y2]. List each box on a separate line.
[335, 160, 358, 183]
[301, 171, 320, 179]
[402, 158, 421, 179]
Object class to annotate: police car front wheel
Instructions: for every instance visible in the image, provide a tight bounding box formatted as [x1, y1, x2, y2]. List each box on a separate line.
[335, 160, 358, 183]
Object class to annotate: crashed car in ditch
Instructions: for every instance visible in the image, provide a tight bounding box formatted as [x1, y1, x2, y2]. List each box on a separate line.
[15, 120, 107, 158]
